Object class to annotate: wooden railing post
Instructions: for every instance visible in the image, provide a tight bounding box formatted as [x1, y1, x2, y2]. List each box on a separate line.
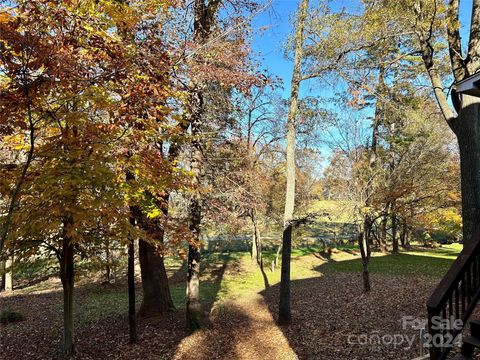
[428, 307, 440, 360]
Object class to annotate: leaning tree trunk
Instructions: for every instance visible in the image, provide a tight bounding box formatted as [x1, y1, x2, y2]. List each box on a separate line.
[60, 228, 75, 355]
[137, 239, 174, 317]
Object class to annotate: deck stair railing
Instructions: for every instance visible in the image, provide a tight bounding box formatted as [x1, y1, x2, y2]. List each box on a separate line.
[427, 231, 480, 360]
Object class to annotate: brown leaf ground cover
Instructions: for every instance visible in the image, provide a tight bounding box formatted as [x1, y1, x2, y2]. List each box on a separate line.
[0, 246, 469, 359]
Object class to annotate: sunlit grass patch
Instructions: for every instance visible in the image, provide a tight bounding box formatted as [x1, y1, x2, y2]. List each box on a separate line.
[325, 244, 462, 277]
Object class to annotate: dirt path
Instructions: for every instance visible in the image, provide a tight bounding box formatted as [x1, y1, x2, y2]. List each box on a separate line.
[173, 295, 299, 360]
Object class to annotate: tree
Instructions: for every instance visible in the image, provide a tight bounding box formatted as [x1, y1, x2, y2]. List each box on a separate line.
[278, 0, 309, 325]
[174, 0, 261, 330]
[350, 0, 479, 243]
[0, 0, 177, 353]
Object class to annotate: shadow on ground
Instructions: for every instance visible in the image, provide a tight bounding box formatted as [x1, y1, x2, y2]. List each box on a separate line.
[260, 253, 447, 360]
[0, 253, 239, 359]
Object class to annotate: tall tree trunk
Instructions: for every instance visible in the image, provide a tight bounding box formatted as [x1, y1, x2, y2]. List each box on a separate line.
[379, 214, 388, 253]
[3, 257, 12, 292]
[105, 238, 111, 283]
[60, 220, 75, 356]
[251, 215, 257, 263]
[1, 260, 5, 291]
[278, 0, 309, 325]
[250, 208, 262, 266]
[455, 95, 480, 243]
[183, 0, 223, 331]
[126, 154, 174, 318]
[127, 204, 138, 342]
[137, 239, 174, 317]
[358, 67, 384, 293]
[391, 212, 398, 254]
[400, 221, 411, 249]
[400, 221, 405, 248]
[186, 194, 202, 330]
[279, 224, 293, 324]
[128, 238, 137, 343]
[415, 0, 480, 245]
[132, 189, 174, 317]
[359, 217, 372, 292]
[186, 93, 204, 331]
[405, 225, 411, 249]
[274, 244, 282, 269]
[186, 243, 202, 331]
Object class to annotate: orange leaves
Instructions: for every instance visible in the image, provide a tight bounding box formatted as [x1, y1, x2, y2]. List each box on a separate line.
[0, 12, 11, 24]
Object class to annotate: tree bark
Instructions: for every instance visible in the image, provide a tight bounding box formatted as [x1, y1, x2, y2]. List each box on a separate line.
[357, 69, 384, 292]
[379, 214, 388, 253]
[250, 208, 262, 266]
[186, 94, 204, 331]
[60, 221, 75, 356]
[128, 237, 137, 343]
[455, 95, 480, 243]
[400, 221, 406, 248]
[278, 224, 293, 324]
[274, 244, 282, 269]
[1, 260, 4, 291]
[405, 226, 411, 249]
[132, 186, 174, 317]
[183, 0, 223, 331]
[137, 239, 174, 317]
[105, 239, 111, 283]
[359, 217, 371, 292]
[127, 203, 138, 342]
[391, 213, 398, 254]
[186, 243, 202, 331]
[400, 221, 411, 249]
[251, 218, 258, 263]
[278, 0, 309, 325]
[3, 258, 12, 292]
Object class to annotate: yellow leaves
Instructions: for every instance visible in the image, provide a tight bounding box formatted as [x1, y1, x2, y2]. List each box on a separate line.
[3, 133, 28, 151]
[360, 206, 372, 214]
[146, 208, 161, 219]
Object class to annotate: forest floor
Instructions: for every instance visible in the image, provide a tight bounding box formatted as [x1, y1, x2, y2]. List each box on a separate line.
[0, 244, 466, 360]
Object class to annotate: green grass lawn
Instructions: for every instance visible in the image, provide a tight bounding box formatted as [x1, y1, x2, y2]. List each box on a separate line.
[325, 243, 462, 277]
[77, 243, 462, 323]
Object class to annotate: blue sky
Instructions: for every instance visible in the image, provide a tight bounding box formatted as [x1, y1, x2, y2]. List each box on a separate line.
[247, 0, 474, 174]
[251, 0, 473, 97]
[251, 0, 359, 98]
